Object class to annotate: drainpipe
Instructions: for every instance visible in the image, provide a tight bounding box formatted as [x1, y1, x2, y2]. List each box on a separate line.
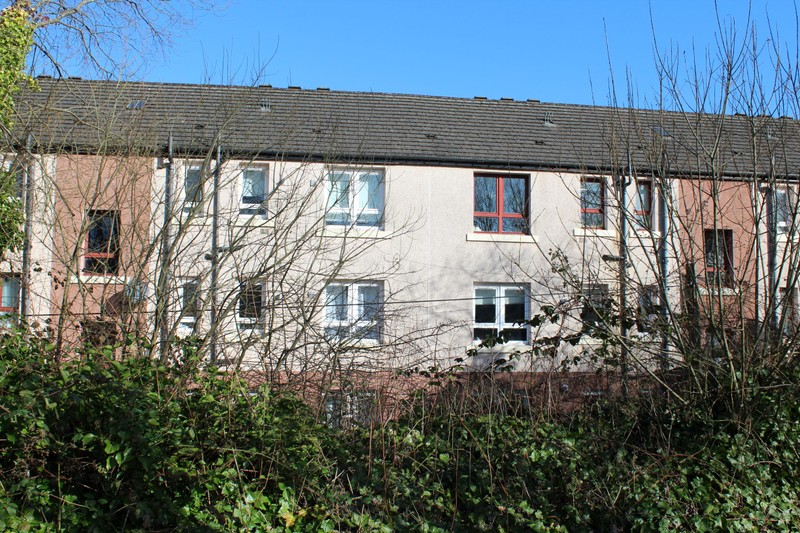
[209, 144, 221, 363]
[658, 153, 671, 374]
[619, 153, 632, 399]
[20, 134, 34, 320]
[158, 134, 173, 363]
[766, 184, 778, 334]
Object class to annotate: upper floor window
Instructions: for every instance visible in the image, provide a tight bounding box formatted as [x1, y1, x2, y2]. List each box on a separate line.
[179, 279, 199, 329]
[84, 210, 120, 275]
[473, 284, 529, 344]
[580, 178, 605, 229]
[324, 281, 383, 342]
[775, 186, 795, 233]
[240, 166, 268, 216]
[325, 170, 384, 227]
[704, 229, 734, 287]
[0, 276, 20, 328]
[634, 180, 652, 228]
[184, 164, 203, 207]
[473, 175, 529, 234]
[238, 280, 264, 329]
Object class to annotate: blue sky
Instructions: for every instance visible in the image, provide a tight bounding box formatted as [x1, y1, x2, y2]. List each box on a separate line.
[140, 1, 795, 107]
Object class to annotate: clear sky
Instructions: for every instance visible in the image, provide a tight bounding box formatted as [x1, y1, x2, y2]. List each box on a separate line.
[137, 1, 796, 107]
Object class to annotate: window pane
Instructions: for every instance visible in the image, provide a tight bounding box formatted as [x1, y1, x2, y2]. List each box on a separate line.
[326, 285, 348, 322]
[474, 216, 498, 232]
[473, 327, 498, 341]
[327, 172, 350, 210]
[183, 281, 198, 317]
[1, 278, 19, 308]
[504, 289, 525, 324]
[186, 167, 202, 203]
[581, 180, 602, 210]
[503, 327, 528, 342]
[358, 173, 383, 211]
[502, 218, 528, 233]
[582, 212, 604, 229]
[239, 283, 263, 319]
[358, 285, 381, 322]
[87, 213, 117, 253]
[503, 177, 527, 215]
[475, 288, 497, 323]
[475, 177, 497, 213]
[636, 182, 651, 213]
[242, 169, 266, 204]
[776, 188, 792, 228]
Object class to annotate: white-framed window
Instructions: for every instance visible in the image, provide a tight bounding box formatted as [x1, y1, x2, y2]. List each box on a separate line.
[634, 180, 652, 229]
[325, 169, 384, 227]
[178, 278, 199, 329]
[184, 162, 204, 208]
[775, 186, 796, 234]
[324, 389, 375, 428]
[237, 280, 264, 330]
[324, 281, 383, 342]
[0, 276, 20, 328]
[473, 284, 529, 344]
[240, 165, 268, 216]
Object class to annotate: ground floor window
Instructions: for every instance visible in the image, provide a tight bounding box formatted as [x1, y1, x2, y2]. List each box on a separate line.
[473, 284, 529, 344]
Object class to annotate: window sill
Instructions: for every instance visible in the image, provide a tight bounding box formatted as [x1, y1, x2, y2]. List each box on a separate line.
[698, 286, 738, 296]
[777, 233, 799, 243]
[234, 216, 273, 228]
[631, 229, 661, 239]
[467, 233, 538, 244]
[573, 228, 616, 238]
[322, 227, 388, 240]
[471, 342, 530, 353]
[76, 275, 129, 285]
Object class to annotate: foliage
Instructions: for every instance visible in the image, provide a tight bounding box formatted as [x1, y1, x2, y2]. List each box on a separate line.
[1, 330, 799, 531]
[0, 2, 34, 129]
[0, 2, 33, 256]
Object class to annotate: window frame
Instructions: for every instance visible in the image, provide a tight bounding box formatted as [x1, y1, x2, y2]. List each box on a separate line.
[472, 284, 530, 345]
[324, 169, 385, 228]
[183, 162, 204, 209]
[239, 165, 269, 217]
[178, 278, 200, 330]
[0, 276, 20, 328]
[237, 279, 265, 330]
[634, 179, 652, 229]
[704, 229, 734, 288]
[775, 186, 795, 234]
[580, 177, 606, 229]
[323, 281, 383, 343]
[83, 210, 120, 276]
[473, 174, 530, 235]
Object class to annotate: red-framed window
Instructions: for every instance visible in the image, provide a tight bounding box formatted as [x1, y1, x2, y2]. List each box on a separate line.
[634, 180, 652, 228]
[84, 210, 120, 275]
[580, 178, 605, 229]
[704, 229, 734, 287]
[473, 174, 529, 234]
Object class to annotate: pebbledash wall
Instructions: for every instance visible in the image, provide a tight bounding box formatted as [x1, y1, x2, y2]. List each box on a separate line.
[3, 77, 800, 387]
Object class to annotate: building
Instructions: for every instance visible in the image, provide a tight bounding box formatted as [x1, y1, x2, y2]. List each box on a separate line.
[3, 77, 799, 405]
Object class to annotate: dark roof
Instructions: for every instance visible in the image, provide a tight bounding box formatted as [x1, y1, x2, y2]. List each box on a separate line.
[10, 77, 800, 177]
